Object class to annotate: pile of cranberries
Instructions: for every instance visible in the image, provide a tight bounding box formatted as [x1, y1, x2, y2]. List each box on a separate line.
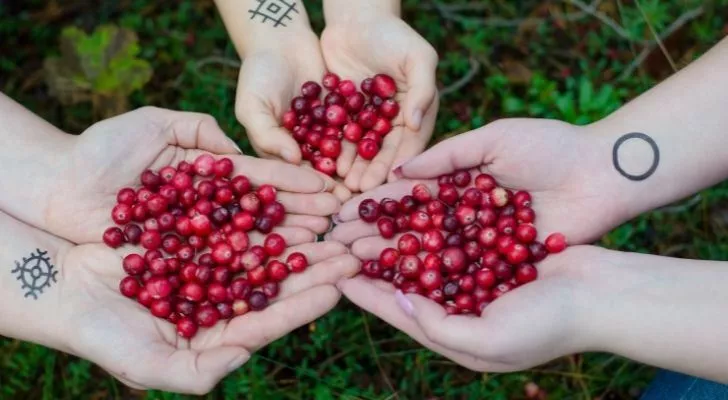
[102, 154, 309, 339]
[281, 72, 400, 176]
[357, 170, 567, 316]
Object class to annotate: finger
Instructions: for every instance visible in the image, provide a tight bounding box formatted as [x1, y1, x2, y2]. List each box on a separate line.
[277, 240, 349, 266]
[222, 286, 341, 351]
[276, 192, 341, 216]
[327, 219, 379, 245]
[278, 254, 360, 299]
[403, 46, 439, 132]
[281, 214, 332, 235]
[397, 124, 507, 179]
[232, 157, 327, 193]
[351, 233, 417, 260]
[336, 180, 438, 222]
[336, 138, 358, 177]
[359, 129, 403, 192]
[343, 156, 370, 193]
[139, 345, 249, 395]
[338, 277, 494, 372]
[333, 183, 353, 203]
[387, 102, 438, 182]
[403, 293, 487, 355]
[149, 108, 242, 155]
[249, 227, 316, 247]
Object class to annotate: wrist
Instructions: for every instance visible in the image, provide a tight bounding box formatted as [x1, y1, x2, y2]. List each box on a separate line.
[324, 0, 400, 24]
[236, 24, 318, 58]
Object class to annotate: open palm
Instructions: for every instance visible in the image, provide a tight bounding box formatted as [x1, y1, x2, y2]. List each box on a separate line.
[321, 14, 439, 193]
[43, 107, 339, 244]
[62, 239, 358, 394]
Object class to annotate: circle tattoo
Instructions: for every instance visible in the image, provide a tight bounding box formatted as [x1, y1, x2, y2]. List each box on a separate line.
[612, 132, 660, 181]
[11, 249, 58, 300]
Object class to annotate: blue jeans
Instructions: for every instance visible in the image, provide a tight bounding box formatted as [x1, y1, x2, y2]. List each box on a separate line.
[641, 370, 728, 400]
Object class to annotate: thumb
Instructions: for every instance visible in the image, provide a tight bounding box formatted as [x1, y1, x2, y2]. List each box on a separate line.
[135, 107, 241, 155]
[157, 347, 250, 394]
[395, 120, 512, 179]
[236, 100, 302, 164]
[403, 47, 439, 132]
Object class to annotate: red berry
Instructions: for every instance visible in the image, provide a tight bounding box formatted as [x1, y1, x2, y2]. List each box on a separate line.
[124, 224, 142, 245]
[422, 229, 445, 253]
[441, 247, 466, 274]
[195, 304, 220, 327]
[419, 269, 443, 291]
[176, 317, 198, 338]
[357, 139, 379, 160]
[325, 105, 348, 126]
[193, 154, 216, 177]
[322, 72, 340, 90]
[345, 93, 366, 113]
[515, 224, 537, 244]
[516, 207, 536, 224]
[146, 276, 173, 300]
[117, 188, 136, 205]
[454, 294, 475, 313]
[379, 98, 400, 119]
[438, 184, 458, 205]
[496, 216, 517, 235]
[140, 230, 161, 250]
[266, 260, 289, 282]
[490, 187, 510, 207]
[474, 174, 497, 191]
[475, 268, 496, 289]
[362, 260, 383, 278]
[249, 291, 268, 310]
[263, 233, 286, 256]
[291, 96, 309, 115]
[409, 211, 432, 232]
[411, 184, 432, 203]
[423, 253, 442, 270]
[506, 243, 530, 264]
[399, 255, 423, 280]
[455, 205, 476, 226]
[324, 92, 344, 107]
[256, 185, 277, 205]
[513, 191, 532, 209]
[357, 109, 377, 129]
[379, 248, 400, 269]
[337, 79, 357, 96]
[111, 203, 132, 225]
[319, 137, 342, 158]
[452, 170, 471, 187]
[231, 176, 251, 196]
[372, 74, 397, 98]
[545, 233, 567, 253]
[360, 78, 374, 94]
[122, 254, 146, 275]
[458, 275, 476, 293]
[515, 263, 538, 284]
[287, 252, 308, 273]
[282, 110, 297, 130]
[372, 118, 392, 136]
[529, 241, 548, 262]
[190, 214, 212, 236]
[150, 299, 172, 319]
[377, 217, 396, 239]
[141, 170, 162, 189]
[397, 233, 421, 255]
[180, 282, 205, 302]
[343, 122, 363, 142]
[358, 199, 381, 222]
[119, 276, 140, 298]
[301, 81, 322, 98]
[229, 278, 252, 300]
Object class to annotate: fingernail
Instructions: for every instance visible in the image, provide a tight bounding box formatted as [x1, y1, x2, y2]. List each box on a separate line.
[411, 109, 423, 130]
[392, 166, 404, 179]
[281, 148, 295, 163]
[395, 290, 415, 318]
[228, 138, 243, 155]
[332, 213, 343, 224]
[227, 353, 249, 373]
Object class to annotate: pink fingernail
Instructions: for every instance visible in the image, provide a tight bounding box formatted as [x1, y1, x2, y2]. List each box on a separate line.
[395, 290, 415, 318]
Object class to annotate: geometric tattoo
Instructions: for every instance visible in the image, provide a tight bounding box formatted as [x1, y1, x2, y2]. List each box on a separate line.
[11, 249, 57, 300]
[248, 0, 299, 27]
[612, 132, 660, 181]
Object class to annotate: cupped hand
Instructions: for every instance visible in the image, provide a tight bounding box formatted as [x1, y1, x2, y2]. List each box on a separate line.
[62, 239, 359, 394]
[329, 118, 623, 248]
[337, 245, 604, 372]
[321, 12, 439, 193]
[44, 106, 341, 243]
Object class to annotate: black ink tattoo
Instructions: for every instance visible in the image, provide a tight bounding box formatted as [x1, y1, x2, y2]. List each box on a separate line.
[248, 0, 299, 27]
[612, 132, 660, 181]
[11, 249, 57, 300]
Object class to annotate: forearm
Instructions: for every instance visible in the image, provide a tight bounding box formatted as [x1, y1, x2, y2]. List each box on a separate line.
[0, 93, 75, 228]
[581, 248, 728, 383]
[214, 0, 316, 57]
[585, 37, 728, 220]
[323, 0, 400, 21]
[0, 210, 72, 354]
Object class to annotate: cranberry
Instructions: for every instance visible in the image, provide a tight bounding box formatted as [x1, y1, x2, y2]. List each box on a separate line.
[493, 261, 513, 280]
[180, 282, 205, 302]
[119, 276, 140, 298]
[529, 241, 548, 262]
[395, 215, 409, 231]
[195, 305, 220, 327]
[516, 207, 536, 224]
[482, 249, 500, 267]
[151, 299, 172, 319]
[123, 224, 142, 245]
[455, 205, 476, 226]
[266, 260, 289, 282]
[231, 176, 251, 196]
[442, 215, 459, 232]
[232, 212, 256, 231]
[362, 260, 383, 278]
[515, 224, 537, 244]
[490, 187, 510, 208]
[148, 257, 168, 275]
[346, 93, 366, 112]
[474, 174, 497, 191]
[357, 139, 379, 160]
[301, 81, 322, 98]
[445, 233, 463, 247]
[141, 169, 162, 189]
[496, 216, 517, 235]
[515, 263, 538, 284]
[190, 214, 212, 236]
[103, 227, 125, 248]
[441, 247, 466, 274]
[256, 185, 277, 205]
[217, 302, 234, 320]
[372, 118, 392, 136]
[443, 281, 459, 297]
[146, 276, 173, 300]
[360, 77, 374, 94]
[291, 96, 309, 115]
[176, 317, 198, 338]
[315, 157, 337, 176]
[412, 184, 432, 203]
[256, 216, 275, 233]
[379, 98, 400, 119]
[463, 241, 481, 261]
[397, 233, 421, 255]
[358, 199, 381, 223]
[247, 266, 267, 286]
[409, 211, 432, 232]
[379, 248, 400, 269]
[248, 291, 268, 311]
[232, 299, 250, 316]
[545, 233, 567, 253]
[454, 294, 475, 313]
[286, 252, 308, 273]
[343, 122, 363, 142]
[452, 170, 471, 187]
[419, 269, 443, 291]
[438, 184, 458, 205]
[122, 254, 146, 275]
[324, 92, 344, 107]
[475, 268, 496, 289]
[140, 230, 162, 250]
[506, 243, 530, 264]
[513, 191, 532, 209]
[497, 235, 516, 254]
[322, 72, 340, 90]
[377, 217, 396, 239]
[422, 229, 445, 253]
[458, 275, 476, 293]
[372, 74, 397, 98]
[357, 109, 377, 129]
[423, 253, 442, 270]
[282, 110, 297, 130]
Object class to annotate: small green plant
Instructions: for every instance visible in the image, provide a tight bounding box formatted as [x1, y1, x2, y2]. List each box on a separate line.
[43, 24, 152, 118]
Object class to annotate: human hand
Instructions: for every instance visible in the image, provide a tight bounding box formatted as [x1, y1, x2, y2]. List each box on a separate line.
[320, 9, 439, 193]
[337, 245, 604, 372]
[329, 118, 624, 248]
[62, 239, 359, 393]
[41, 107, 340, 243]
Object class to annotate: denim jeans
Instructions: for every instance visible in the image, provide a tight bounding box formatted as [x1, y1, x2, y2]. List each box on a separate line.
[641, 370, 728, 400]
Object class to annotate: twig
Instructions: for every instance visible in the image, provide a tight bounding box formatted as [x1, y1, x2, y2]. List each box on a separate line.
[655, 193, 702, 214]
[617, 6, 704, 81]
[635, 0, 677, 72]
[361, 311, 399, 399]
[430, 0, 602, 28]
[439, 57, 481, 98]
[564, 0, 635, 42]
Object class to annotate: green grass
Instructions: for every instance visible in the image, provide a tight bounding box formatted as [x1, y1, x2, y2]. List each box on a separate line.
[1, 1, 728, 398]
